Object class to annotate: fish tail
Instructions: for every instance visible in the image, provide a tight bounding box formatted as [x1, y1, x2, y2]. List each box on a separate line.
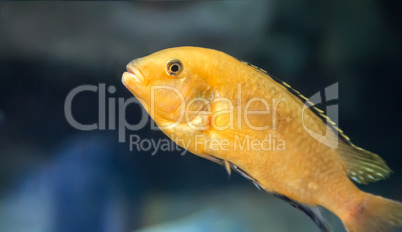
[342, 193, 402, 232]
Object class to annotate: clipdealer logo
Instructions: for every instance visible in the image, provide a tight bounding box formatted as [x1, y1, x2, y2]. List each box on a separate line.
[64, 82, 338, 152]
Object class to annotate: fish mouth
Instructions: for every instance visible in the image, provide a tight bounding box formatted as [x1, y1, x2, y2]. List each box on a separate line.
[122, 63, 145, 85]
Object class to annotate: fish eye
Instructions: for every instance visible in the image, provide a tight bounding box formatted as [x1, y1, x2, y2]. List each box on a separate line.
[166, 59, 183, 76]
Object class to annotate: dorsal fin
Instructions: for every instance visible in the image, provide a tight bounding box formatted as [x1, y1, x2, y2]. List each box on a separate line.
[243, 61, 392, 184]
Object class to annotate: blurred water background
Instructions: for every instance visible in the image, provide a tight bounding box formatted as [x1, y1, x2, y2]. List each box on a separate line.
[0, 1, 401, 232]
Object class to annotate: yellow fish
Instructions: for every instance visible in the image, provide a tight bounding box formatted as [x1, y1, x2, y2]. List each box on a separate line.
[122, 46, 402, 232]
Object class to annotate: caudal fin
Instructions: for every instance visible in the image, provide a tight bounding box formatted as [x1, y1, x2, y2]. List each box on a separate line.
[343, 193, 402, 232]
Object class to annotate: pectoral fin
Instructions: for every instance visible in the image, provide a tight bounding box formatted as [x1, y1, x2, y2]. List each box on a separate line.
[224, 160, 231, 176]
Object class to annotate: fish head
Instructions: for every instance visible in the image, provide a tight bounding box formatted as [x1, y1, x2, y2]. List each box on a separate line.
[122, 47, 217, 126]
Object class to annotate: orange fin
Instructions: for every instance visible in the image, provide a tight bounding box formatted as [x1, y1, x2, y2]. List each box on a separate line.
[342, 193, 402, 232]
[224, 160, 231, 176]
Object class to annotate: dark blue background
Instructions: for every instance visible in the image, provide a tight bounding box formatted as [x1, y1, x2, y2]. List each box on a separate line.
[0, 1, 401, 232]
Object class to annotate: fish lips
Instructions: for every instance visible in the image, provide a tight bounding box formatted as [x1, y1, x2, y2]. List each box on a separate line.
[122, 62, 145, 86]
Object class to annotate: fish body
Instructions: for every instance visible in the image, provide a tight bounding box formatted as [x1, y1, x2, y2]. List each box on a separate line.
[122, 47, 402, 232]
